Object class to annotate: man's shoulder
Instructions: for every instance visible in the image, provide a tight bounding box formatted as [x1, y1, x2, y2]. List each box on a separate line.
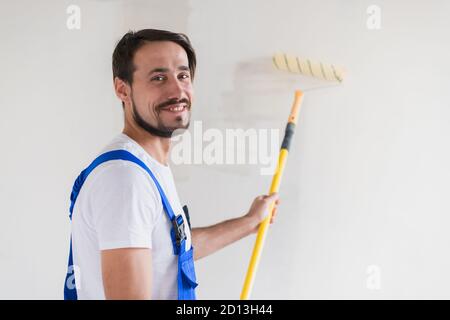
[76, 158, 162, 216]
[82, 133, 171, 197]
[99, 133, 167, 175]
[91, 159, 150, 182]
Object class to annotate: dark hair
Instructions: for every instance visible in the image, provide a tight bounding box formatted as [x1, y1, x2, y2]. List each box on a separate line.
[112, 29, 197, 85]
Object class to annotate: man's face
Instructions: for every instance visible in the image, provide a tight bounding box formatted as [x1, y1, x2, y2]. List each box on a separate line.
[128, 41, 193, 137]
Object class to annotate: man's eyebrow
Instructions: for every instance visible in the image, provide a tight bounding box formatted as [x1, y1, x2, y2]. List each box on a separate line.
[148, 65, 190, 75]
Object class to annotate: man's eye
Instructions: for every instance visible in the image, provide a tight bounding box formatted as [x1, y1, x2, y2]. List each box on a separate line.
[152, 75, 165, 81]
[179, 73, 190, 80]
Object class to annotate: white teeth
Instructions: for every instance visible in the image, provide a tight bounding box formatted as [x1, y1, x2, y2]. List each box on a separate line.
[168, 105, 185, 112]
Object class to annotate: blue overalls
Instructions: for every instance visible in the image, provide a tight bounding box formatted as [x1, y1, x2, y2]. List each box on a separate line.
[64, 150, 198, 300]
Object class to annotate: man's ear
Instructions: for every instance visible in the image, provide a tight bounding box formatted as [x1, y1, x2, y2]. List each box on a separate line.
[114, 77, 131, 106]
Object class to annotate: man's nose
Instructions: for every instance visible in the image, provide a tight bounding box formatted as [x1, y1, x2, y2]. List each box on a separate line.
[166, 77, 185, 100]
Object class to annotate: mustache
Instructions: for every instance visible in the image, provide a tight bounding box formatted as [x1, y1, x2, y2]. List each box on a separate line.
[156, 98, 191, 111]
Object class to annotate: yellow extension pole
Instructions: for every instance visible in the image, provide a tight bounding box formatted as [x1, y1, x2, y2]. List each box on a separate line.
[240, 89, 304, 300]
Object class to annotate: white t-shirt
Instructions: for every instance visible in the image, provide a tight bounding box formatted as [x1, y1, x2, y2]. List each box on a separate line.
[71, 133, 192, 300]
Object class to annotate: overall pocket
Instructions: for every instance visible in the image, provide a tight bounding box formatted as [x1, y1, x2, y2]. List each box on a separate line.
[179, 247, 198, 288]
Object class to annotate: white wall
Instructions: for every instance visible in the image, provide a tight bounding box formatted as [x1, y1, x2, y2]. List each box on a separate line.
[0, 0, 449, 299]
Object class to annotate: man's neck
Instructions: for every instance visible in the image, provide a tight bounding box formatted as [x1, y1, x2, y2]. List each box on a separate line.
[122, 127, 171, 166]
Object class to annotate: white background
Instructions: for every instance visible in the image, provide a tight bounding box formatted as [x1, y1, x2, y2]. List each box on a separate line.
[0, 0, 449, 299]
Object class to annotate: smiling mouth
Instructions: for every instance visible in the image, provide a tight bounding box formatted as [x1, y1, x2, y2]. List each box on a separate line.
[161, 104, 188, 113]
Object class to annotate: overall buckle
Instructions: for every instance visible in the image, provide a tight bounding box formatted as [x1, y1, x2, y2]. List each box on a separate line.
[172, 215, 187, 247]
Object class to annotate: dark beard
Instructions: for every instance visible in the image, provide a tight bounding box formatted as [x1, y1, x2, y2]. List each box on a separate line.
[131, 96, 190, 138]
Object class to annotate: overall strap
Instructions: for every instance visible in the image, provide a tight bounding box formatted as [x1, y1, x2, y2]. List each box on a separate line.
[69, 150, 177, 222]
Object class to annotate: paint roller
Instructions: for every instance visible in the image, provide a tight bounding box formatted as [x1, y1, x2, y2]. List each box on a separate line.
[272, 53, 345, 82]
[240, 53, 345, 300]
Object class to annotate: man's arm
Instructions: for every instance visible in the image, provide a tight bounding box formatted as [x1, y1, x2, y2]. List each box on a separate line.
[191, 193, 279, 261]
[101, 248, 152, 299]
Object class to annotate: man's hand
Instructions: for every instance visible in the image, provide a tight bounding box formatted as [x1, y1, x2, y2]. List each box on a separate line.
[245, 193, 280, 234]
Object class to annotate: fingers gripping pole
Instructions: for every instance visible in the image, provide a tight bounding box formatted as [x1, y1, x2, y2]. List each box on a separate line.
[240, 90, 304, 300]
